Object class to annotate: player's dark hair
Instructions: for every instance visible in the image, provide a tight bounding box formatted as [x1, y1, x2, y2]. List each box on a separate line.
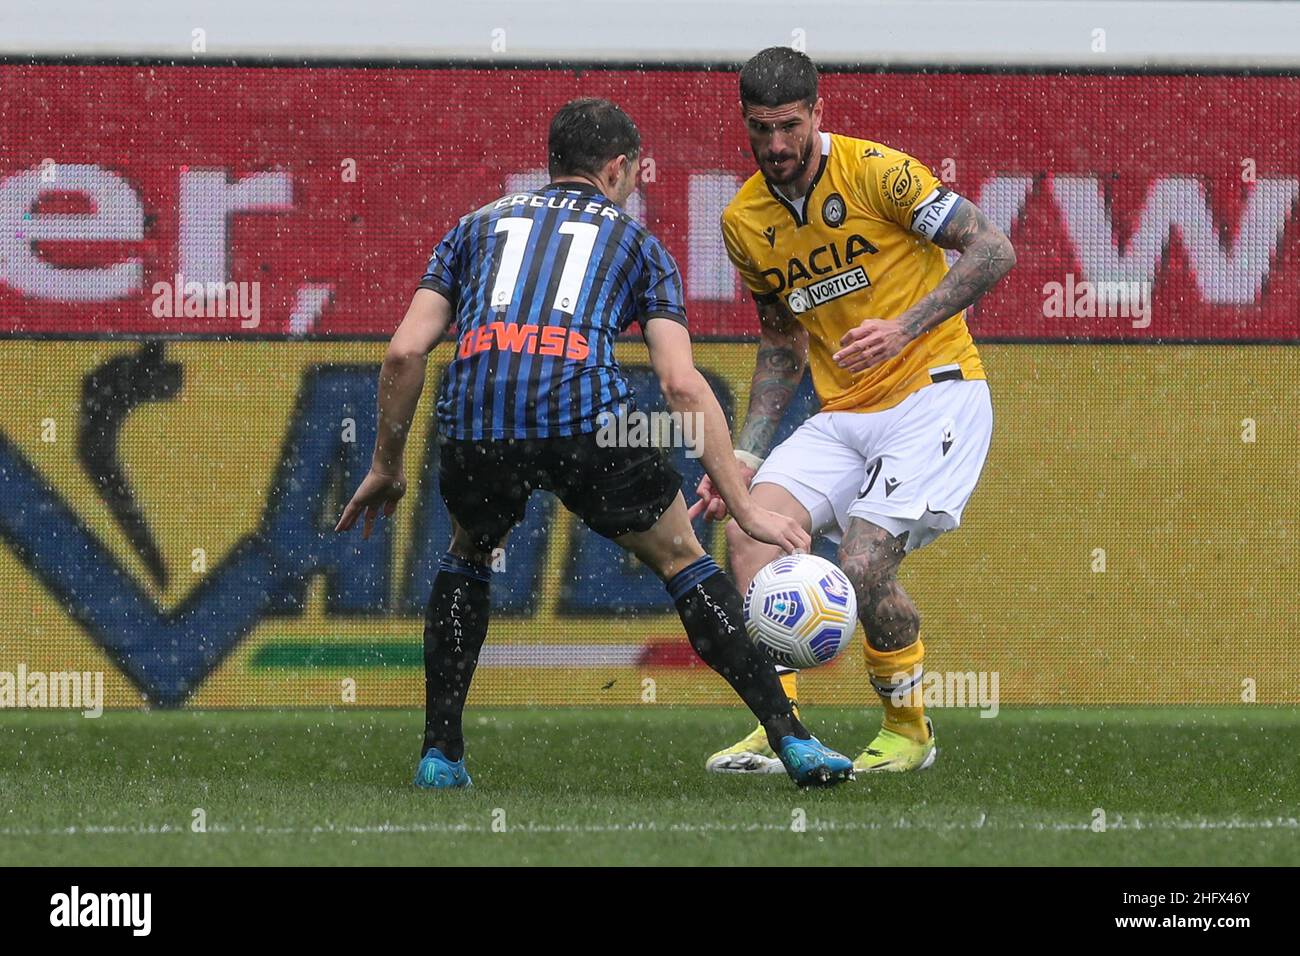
[548, 98, 641, 178]
[739, 47, 819, 108]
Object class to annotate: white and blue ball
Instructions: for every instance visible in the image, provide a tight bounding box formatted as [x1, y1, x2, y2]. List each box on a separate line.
[743, 554, 857, 669]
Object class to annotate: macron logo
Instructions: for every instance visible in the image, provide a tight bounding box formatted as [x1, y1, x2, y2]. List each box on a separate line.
[50, 886, 151, 937]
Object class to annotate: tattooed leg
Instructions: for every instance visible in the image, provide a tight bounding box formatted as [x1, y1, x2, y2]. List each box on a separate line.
[836, 518, 918, 651]
[837, 518, 930, 741]
[837, 520, 930, 743]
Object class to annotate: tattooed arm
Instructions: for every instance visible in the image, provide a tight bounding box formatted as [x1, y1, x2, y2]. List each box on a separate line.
[736, 296, 810, 458]
[687, 296, 808, 521]
[832, 201, 1015, 373]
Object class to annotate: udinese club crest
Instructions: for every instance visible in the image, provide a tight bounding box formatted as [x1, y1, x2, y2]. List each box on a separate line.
[821, 192, 846, 227]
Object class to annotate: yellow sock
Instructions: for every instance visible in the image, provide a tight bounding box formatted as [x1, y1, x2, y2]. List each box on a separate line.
[862, 639, 927, 742]
[778, 670, 800, 717]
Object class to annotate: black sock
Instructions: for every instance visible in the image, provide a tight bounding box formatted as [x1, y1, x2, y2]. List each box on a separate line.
[667, 556, 809, 749]
[422, 553, 491, 761]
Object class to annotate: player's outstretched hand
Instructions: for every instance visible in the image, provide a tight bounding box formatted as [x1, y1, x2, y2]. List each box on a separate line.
[733, 506, 811, 555]
[335, 467, 407, 540]
[686, 461, 758, 522]
[687, 474, 727, 521]
[833, 317, 911, 372]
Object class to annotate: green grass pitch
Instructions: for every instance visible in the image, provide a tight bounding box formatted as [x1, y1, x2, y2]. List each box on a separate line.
[1, 707, 1296, 866]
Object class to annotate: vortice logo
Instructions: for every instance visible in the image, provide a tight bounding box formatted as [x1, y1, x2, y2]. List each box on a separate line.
[784, 267, 871, 315]
[50, 886, 152, 936]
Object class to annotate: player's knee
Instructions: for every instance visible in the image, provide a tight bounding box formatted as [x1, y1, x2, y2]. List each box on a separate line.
[723, 519, 745, 553]
[725, 520, 783, 582]
[836, 544, 872, 593]
[725, 518, 766, 558]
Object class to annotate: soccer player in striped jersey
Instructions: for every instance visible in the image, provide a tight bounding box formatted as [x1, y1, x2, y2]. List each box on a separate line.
[693, 49, 1016, 774]
[337, 98, 854, 789]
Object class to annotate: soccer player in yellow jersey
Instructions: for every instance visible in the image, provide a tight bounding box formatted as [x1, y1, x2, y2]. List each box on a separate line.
[691, 48, 1016, 774]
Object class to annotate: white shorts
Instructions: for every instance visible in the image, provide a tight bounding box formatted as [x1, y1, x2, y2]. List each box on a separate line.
[752, 379, 993, 554]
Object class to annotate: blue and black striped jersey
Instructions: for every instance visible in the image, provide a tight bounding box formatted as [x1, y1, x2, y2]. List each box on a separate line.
[418, 180, 687, 440]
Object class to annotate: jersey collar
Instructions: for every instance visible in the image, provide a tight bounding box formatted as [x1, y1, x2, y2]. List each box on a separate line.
[766, 131, 832, 228]
[543, 179, 604, 196]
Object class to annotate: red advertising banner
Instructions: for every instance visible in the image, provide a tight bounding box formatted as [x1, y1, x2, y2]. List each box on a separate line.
[1, 65, 1297, 341]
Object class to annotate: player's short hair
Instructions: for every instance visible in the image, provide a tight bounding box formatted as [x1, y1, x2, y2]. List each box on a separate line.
[548, 98, 641, 178]
[739, 47, 819, 109]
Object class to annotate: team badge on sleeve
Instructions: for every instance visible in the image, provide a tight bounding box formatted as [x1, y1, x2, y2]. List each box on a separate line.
[881, 159, 924, 207]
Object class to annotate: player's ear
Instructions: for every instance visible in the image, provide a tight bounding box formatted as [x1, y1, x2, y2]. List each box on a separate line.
[621, 153, 641, 193]
[604, 152, 627, 187]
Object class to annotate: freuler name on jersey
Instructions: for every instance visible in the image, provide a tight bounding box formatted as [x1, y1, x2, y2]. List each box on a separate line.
[494, 193, 622, 220]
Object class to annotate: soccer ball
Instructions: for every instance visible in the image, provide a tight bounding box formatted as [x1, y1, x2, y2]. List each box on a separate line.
[743, 554, 857, 669]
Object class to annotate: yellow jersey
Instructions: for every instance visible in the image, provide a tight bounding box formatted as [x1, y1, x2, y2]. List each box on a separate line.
[721, 132, 985, 414]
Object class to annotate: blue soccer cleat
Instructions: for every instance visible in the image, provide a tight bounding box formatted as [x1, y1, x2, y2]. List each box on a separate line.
[778, 735, 855, 788]
[413, 747, 472, 789]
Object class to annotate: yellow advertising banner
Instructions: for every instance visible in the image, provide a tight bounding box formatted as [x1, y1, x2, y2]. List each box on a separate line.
[0, 340, 1295, 709]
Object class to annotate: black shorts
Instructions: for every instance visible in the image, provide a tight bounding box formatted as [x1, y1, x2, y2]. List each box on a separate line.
[437, 433, 683, 552]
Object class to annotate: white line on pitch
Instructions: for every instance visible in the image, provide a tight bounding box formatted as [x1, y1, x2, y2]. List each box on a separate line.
[2, 818, 1297, 837]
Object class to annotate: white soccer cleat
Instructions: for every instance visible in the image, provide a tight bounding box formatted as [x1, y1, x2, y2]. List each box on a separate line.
[705, 723, 785, 774]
